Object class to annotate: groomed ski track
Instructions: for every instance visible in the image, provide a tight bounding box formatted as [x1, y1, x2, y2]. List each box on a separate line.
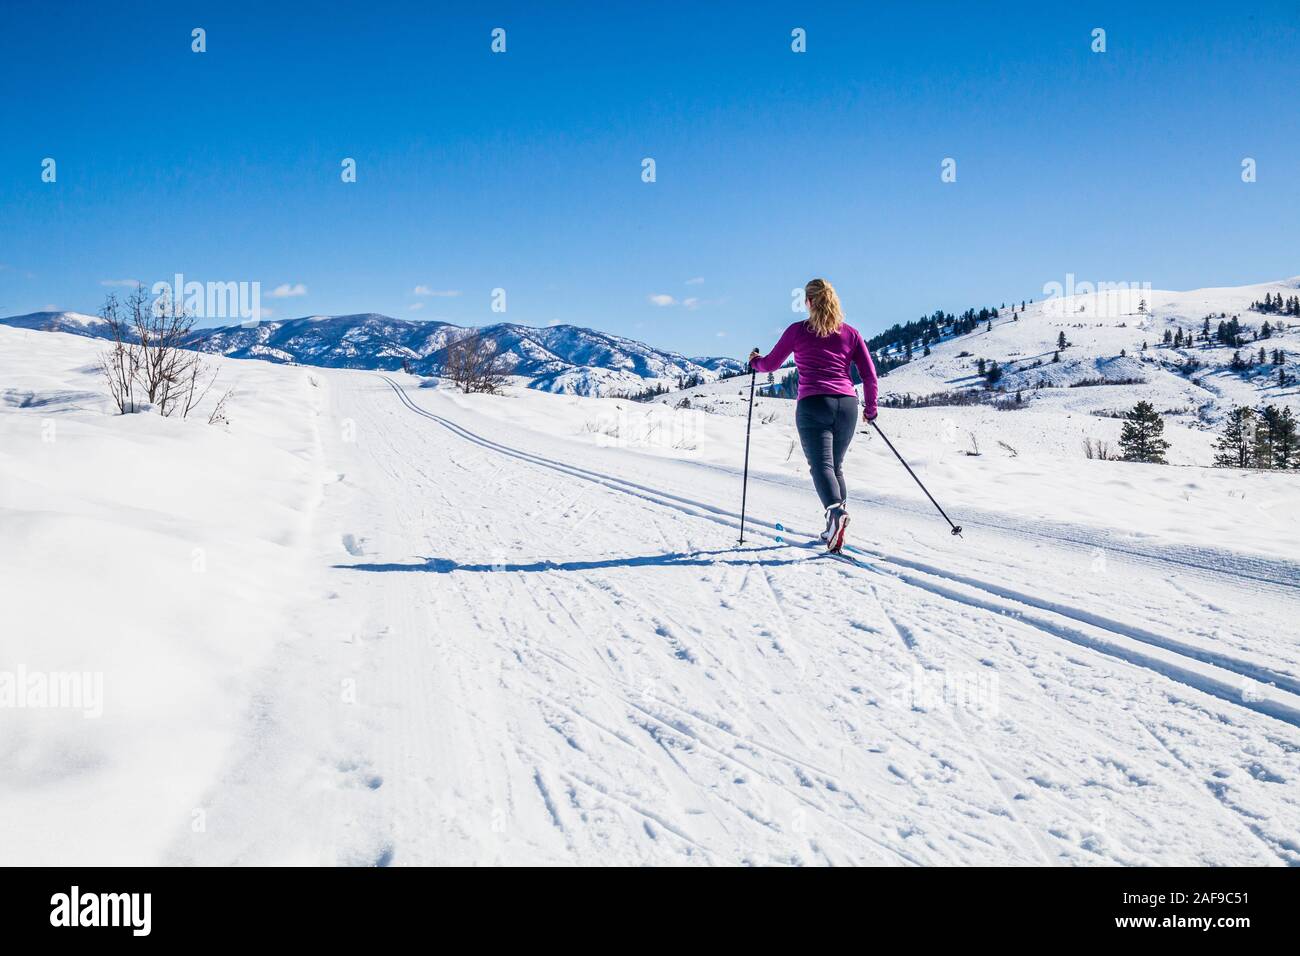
[179, 373, 1300, 866]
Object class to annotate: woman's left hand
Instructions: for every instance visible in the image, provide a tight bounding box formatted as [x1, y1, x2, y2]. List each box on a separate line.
[748, 348, 761, 368]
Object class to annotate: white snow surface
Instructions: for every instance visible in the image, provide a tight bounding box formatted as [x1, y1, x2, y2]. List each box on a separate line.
[2, 323, 1299, 866]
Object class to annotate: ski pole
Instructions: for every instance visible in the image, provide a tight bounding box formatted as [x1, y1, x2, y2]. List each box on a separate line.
[869, 420, 963, 537]
[738, 352, 758, 544]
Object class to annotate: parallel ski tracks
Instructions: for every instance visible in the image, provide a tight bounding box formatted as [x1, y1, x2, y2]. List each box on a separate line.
[379, 376, 1300, 731]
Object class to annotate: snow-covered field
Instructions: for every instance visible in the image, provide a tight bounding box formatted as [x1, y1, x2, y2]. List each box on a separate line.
[3, 322, 1299, 865]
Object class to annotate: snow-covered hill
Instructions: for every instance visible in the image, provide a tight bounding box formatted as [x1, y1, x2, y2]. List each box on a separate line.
[0, 310, 110, 335]
[0, 310, 746, 398]
[4, 323, 1299, 865]
[874, 277, 1300, 430]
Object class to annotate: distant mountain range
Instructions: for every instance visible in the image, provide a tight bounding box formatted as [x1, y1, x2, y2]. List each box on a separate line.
[0, 311, 746, 396]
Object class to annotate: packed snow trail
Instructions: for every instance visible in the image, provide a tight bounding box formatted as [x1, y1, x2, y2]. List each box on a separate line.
[176, 373, 1300, 866]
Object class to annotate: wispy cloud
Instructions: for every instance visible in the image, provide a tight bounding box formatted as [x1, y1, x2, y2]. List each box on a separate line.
[100, 278, 140, 288]
[408, 301, 426, 311]
[685, 276, 704, 285]
[651, 293, 703, 309]
[269, 282, 308, 298]
[413, 285, 461, 297]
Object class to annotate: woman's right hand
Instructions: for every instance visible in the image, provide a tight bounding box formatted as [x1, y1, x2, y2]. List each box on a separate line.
[748, 348, 762, 369]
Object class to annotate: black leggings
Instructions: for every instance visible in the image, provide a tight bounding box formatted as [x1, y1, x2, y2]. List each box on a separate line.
[795, 394, 858, 508]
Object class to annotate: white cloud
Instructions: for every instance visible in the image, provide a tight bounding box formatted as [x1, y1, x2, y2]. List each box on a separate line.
[261, 306, 275, 318]
[651, 292, 707, 309]
[100, 278, 140, 287]
[685, 276, 704, 285]
[269, 282, 308, 298]
[413, 285, 461, 297]
[408, 302, 426, 311]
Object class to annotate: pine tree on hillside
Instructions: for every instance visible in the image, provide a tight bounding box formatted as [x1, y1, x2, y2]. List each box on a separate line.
[1255, 405, 1299, 469]
[1057, 331, 1067, 350]
[1119, 401, 1170, 464]
[1213, 407, 1256, 468]
[1273, 407, 1299, 469]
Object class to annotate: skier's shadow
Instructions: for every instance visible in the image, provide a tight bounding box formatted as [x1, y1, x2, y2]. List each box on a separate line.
[335, 544, 819, 574]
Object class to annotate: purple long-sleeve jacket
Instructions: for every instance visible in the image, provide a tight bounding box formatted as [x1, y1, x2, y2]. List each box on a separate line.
[751, 320, 879, 417]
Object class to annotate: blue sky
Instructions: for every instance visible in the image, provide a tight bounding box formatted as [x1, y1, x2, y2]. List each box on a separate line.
[2, 1, 1298, 357]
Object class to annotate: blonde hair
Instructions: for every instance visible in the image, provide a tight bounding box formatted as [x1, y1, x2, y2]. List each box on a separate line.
[804, 278, 844, 336]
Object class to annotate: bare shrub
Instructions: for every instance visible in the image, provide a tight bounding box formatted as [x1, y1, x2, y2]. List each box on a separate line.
[97, 292, 141, 413]
[96, 286, 217, 418]
[1083, 438, 1116, 460]
[207, 388, 235, 426]
[442, 331, 508, 394]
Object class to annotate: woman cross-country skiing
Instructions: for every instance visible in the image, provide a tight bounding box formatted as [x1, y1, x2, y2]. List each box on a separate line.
[749, 278, 878, 553]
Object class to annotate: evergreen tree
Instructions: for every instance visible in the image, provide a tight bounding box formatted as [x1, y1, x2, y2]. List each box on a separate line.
[1057, 331, 1067, 350]
[1119, 401, 1170, 464]
[1255, 405, 1299, 469]
[1273, 407, 1299, 469]
[1213, 407, 1255, 468]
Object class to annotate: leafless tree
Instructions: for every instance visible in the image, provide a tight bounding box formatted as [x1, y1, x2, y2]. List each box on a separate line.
[442, 331, 508, 394]
[97, 292, 142, 413]
[96, 285, 216, 418]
